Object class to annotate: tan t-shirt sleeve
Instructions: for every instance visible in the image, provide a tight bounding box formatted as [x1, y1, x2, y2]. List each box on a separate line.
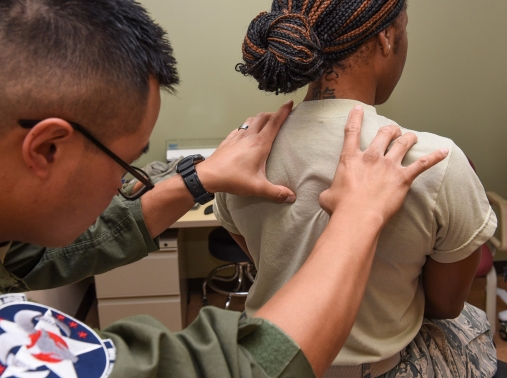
[213, 192, 241, 235]
[431, 143, 497, 263]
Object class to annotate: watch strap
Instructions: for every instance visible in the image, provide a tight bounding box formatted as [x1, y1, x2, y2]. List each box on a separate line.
[177, 155, 214, 205]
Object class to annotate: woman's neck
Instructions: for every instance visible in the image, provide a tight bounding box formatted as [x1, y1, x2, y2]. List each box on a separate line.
[303, 68, 378, 105]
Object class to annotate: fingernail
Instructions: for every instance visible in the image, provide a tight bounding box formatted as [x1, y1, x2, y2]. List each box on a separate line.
[284, 195, 296, 203]
[354, 104, 363, 110]
[285, 100, 293, 106]
[440, 148, 449, 156]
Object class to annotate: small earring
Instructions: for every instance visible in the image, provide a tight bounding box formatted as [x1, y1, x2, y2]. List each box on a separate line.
[388, 44, 391, 52]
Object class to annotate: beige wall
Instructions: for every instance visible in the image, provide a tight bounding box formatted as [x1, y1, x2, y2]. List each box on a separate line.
[138, 0, 507, 199]
[139, 0, 507, 268]
[378, 0, 507, 200]
[136, 0, 305, 170]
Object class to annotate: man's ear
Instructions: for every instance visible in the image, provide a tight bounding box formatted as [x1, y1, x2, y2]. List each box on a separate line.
[377, 29, 392, 57]
[21, 118, 75, 179]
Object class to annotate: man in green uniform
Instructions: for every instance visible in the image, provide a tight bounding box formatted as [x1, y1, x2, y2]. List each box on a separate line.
[0, 0, 446, 376]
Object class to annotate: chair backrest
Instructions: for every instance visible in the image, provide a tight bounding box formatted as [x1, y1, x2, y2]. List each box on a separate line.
[487, 191, 507, 251]
[467, 157, 507, 251]
[208, 227, 253, 263]
[468, 158, 495, 278]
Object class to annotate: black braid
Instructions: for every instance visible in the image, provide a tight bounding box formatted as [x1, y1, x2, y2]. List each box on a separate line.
[237, 0, 405, 94]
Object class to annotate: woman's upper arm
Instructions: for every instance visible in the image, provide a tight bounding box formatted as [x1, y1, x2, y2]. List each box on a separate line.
[422, 247, 481, 319]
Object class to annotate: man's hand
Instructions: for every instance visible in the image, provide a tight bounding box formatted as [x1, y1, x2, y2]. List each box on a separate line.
[196, 101, 296, 203]
[319, 105, 449, 225]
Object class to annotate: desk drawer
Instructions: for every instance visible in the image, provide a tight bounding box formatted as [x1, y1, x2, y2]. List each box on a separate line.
[95, 252, 180, 298]
[98, 296, 182, 331]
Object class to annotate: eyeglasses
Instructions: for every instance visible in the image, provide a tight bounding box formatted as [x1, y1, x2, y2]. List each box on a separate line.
[18, 119, 154, 201]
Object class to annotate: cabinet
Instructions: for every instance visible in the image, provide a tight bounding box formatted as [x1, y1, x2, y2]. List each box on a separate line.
[95, 229, 186, 331]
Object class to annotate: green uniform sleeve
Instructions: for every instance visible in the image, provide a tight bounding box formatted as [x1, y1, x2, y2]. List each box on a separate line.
[2, 196, 159, 292]
[101, 306, 315, 378]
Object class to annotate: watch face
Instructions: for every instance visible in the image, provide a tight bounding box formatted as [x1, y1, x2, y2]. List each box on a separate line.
[177, 155, 204, 173]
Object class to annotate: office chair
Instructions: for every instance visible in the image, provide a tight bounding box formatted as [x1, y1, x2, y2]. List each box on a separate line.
[487, 191, 507, 259]
[202, 227, 256, 309]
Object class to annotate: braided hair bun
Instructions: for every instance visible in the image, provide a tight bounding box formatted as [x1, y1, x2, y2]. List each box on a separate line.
[236, 11, 324, 94]
[238, 0, 405, 94]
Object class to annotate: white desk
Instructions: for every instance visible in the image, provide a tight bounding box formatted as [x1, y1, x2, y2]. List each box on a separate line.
[169, 203, 219, 229]
[95, 202, 219, 331]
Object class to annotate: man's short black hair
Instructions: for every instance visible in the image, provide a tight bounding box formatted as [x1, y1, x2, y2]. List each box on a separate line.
[0, 0, 179, 139]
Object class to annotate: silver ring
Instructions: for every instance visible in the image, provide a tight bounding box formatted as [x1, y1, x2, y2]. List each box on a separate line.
[238, 124, 249, 131]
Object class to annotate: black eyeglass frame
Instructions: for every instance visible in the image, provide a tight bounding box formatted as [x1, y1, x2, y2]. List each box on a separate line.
[18, 119, 154, 200]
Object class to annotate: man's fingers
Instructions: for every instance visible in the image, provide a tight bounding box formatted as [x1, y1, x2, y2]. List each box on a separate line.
[257, 182, 296, 203]
[245, 112, 274, 134]
[385, 132, 417, 163]
[239, 117, 255, 131]
[366, 125, 402, 157]
[222, 117, 255, 144]
[404, 148, 449, 182]
[258, 100, 294, 140]
[341, 106, 364, 157]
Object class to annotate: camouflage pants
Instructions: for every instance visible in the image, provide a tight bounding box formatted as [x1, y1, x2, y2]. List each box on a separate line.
[379, 303, 496, 378]
[325, 304, 496, 378]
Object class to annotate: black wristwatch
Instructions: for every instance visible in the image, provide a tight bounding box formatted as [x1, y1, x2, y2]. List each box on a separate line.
[176, 154, 215, 205]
